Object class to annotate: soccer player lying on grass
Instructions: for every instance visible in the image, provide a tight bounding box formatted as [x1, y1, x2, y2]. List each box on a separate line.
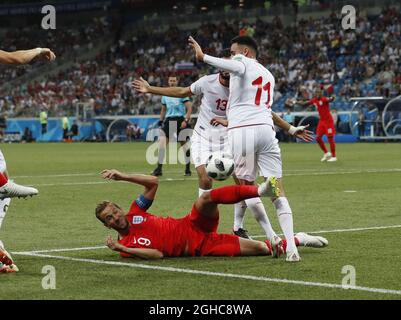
[96, 170, 328, 260]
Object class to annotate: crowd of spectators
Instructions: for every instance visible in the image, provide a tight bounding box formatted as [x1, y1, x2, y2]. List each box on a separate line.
[0, 6, 400, 118]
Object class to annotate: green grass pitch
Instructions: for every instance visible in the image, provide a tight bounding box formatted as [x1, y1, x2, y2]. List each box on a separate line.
[0, 142, 400, 300]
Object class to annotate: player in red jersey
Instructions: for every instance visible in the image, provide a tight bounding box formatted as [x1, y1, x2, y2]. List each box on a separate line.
[96, 170, 328, 260]
[296, 88, 337, 162]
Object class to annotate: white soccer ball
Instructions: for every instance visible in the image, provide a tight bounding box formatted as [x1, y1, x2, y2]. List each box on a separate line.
[205, 153, 235, 181]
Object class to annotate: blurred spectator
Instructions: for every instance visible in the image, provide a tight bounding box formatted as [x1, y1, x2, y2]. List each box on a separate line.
[358, 110, 365, 137]
[21, 127, 34, 143]
[67, 121, 79, 141]
[62, 116, 69, 141]
[40, 108, 48, 134]
[126, 122, 141, 141]
[1, 6, 400, 117]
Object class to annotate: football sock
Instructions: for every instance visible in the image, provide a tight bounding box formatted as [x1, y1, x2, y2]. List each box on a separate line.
[0, 173, 8, 187]
[273, 197, 298, 254]
[0, 198, 11, 229]
[316, 136, 328, 153]
[328, 136, 336, 157]
[233, 201, 246, 231]
[264, 240, 272, 255]
[245, 197, 277, 240]
[157, 147, 165, 166]
[280, 237, 300, 253]
[210, 185, 258, 204]
[198, 188, 211, 197]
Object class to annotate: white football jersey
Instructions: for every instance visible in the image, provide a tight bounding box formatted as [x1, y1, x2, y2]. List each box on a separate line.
[190, 73, 229, 138]
[227, 54, 275, 129]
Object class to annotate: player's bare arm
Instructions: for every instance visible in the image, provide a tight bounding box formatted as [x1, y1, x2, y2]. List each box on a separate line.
[106, 236, 163, 259]
[132, 77, 192, 98]
[272, 112, 313, 142]
[101, 169, 158, 200]
[295, 99, 311, 107]
[0, 48, 56, 65]
[188, 36, 245, 75]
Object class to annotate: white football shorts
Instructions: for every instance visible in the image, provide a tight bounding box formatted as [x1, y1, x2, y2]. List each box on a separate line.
[228, 124, 282, 181]
[190, 130, 230, 168]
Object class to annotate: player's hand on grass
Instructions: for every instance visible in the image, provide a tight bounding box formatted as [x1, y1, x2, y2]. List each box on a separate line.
[101, 169, 124, 181]
[37, 48, 56, 61]
[106, 236, 123, 252]
[188, 36, 205, 61]
[210, 118, 228, 127]
[132, 77, 150, 93]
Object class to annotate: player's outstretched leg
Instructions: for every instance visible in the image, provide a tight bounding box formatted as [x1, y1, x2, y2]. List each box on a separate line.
[196, 165, 212, 197]
[270, 178, 301, 262]
[0, 172, 38, 200]
[195, 179, 280, 219]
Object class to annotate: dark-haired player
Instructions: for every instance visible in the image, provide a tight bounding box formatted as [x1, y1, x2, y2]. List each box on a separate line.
[133, 49, 313, 245]
[151, 75, 192, 177]
[96, 169, 328, 260]
[188, 35, 302, 262]
[296, 87, 337, 162]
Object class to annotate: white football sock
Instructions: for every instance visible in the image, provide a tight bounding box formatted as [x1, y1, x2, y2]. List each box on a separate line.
[0, 198, 11, 229]
[273, 197, 298, 254]
[233, 201, 246, 231]
[245, 197, 277, 240]
[198, 188, 211, 197]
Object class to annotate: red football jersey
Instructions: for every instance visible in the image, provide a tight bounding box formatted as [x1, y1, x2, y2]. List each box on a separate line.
[308, 96, 333, 123]
[118, 201, 190, 257]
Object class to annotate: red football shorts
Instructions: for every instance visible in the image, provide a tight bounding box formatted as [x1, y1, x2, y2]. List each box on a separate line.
[187, 205, 241, 257]
[198, 233, 241, 257]
[188, 204, 219, 233]
[317, 121, 336, 137]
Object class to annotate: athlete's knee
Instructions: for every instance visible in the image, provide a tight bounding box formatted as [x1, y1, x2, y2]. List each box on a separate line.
[199, 191, 213, 205]
[316, 135, 323, 142]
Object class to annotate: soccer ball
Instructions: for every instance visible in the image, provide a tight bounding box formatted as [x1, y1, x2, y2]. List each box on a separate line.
[205, 153, 235, 181]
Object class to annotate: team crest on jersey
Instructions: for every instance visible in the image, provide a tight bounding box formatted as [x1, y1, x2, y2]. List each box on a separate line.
[132, 216, 144, 224]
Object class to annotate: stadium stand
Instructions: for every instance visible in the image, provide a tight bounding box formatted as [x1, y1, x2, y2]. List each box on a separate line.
[0, 0, 400, 141]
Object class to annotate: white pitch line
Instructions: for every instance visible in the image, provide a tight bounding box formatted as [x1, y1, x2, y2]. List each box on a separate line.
[11, 224, 401, 255]
[12, 168, 401, 181]
[251, 224, 401, 239]
[12, 251, 401, 296]
[25, 168, 401, 188]
[15, 245, 107, 254]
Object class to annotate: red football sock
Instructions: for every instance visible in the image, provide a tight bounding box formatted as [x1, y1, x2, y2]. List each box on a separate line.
[328, 136, 336, 157]
[264, 240, 272, 255]
[281, 237, 300, 253]
[316, 136, 328, 153]
[0, 172, 8, 187]
[210, 185, 259, 204]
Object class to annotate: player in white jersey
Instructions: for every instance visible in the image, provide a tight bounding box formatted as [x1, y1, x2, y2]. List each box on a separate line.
[189, 35, 302, 262]
[0, 47, 56, 273]
[133, 50, 313, 246]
